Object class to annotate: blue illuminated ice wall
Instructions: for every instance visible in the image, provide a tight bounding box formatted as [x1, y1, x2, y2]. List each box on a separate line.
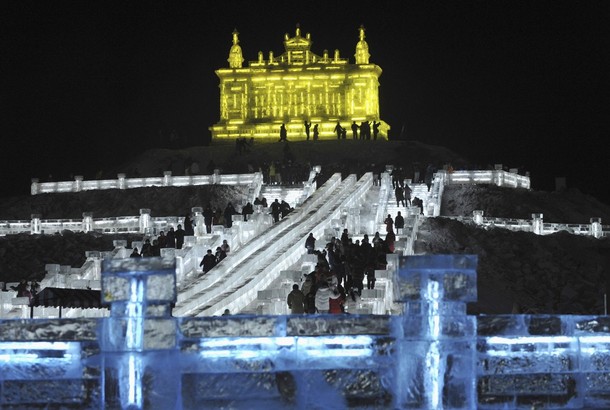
[0, 255, 609, 409]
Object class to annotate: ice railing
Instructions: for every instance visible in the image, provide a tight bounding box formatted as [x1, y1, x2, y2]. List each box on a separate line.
[30, 170, 263, 195]
[416, 169, 610, 238]
[415, 169, 530, 219]
[3, 255, 610, 408]
[447, 212, 609, 238]
[0, 211, 222, 236]
[443, 168, 531, 189]
[3, 171, 300, 237]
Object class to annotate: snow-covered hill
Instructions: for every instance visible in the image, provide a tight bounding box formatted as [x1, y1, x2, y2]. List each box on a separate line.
[1, 140, 609, 315]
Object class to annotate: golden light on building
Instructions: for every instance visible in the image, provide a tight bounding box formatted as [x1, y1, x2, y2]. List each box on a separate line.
[210, 25, 390, 141]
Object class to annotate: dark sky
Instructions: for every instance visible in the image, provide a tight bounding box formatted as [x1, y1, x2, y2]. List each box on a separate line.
[2, 1, 609, 203]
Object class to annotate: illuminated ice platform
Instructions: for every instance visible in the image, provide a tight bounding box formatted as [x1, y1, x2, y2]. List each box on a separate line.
[2, 256, 610, 409]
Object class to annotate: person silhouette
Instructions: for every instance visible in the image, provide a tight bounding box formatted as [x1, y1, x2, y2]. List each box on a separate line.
[360, 121, 367, 140]
[279, 124, 288, 142]
[312, 124, 319, 141]
[351, 121, 359, 140]
[373, 121, 380, 140]
[304, 120, 311, 140]
[333, 121, 343, 139]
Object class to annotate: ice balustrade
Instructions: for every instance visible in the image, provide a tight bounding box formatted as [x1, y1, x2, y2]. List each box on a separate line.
[30, 171, 263, 195]
[450, 211, 609, 238]
[296, 166, 321, 205]
[422, 171, 609, 237]
[0, 208, 266, 237]
[4, 172, 289, 237]
[425, 171, 446, 217]
[444, 168, 531, 189]
[0, 168, 523, 236]
[173, 209, 279, 290]
[4, 254, 610, 408]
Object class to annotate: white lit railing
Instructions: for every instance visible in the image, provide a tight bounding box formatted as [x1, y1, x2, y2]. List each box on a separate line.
[448, 212, 610, 238]
[443, 169, 530, 189]
[31, 171, 262, 195]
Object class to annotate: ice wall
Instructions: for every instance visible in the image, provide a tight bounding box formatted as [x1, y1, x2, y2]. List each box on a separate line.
[1, 255, 610, 409]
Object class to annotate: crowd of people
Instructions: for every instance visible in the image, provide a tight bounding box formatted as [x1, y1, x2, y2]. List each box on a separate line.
[129, 222, 189, 258]
[199, 239, 231, 274]
[283, 120, 383, 142]
[286, 227, 395, 315]
[8, 279, 39, 302]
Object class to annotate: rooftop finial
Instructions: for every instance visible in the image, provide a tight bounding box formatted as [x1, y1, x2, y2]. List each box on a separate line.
[228, 29, 244, 68]
[359, 24, 366, 42]
[355, 25, 370, 64]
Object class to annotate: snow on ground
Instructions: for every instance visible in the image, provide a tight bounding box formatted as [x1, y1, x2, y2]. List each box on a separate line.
[1, 140, 609, 315]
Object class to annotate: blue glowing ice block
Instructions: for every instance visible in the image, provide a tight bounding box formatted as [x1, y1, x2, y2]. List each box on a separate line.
[574, 316, 610, 408]
[477, 315, 581, 409]
[476, 314, 610, 409]
[101, 257, 180, 410]
[394, 254, 478, 410]
[177, 313, 397, 409]
[0, 318, 101, 408]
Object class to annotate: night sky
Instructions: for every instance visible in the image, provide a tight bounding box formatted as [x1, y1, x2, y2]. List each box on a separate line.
[3, 1, 609, 203]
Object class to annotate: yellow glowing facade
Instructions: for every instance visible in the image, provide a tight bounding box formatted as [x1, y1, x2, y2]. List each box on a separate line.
[210, 25, 390, 141]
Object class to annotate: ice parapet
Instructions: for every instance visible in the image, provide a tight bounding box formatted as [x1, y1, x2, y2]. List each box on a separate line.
[2, 255, 610, 408]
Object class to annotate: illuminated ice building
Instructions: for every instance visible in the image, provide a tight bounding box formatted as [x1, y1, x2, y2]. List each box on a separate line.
[210, 25, 390, 141]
